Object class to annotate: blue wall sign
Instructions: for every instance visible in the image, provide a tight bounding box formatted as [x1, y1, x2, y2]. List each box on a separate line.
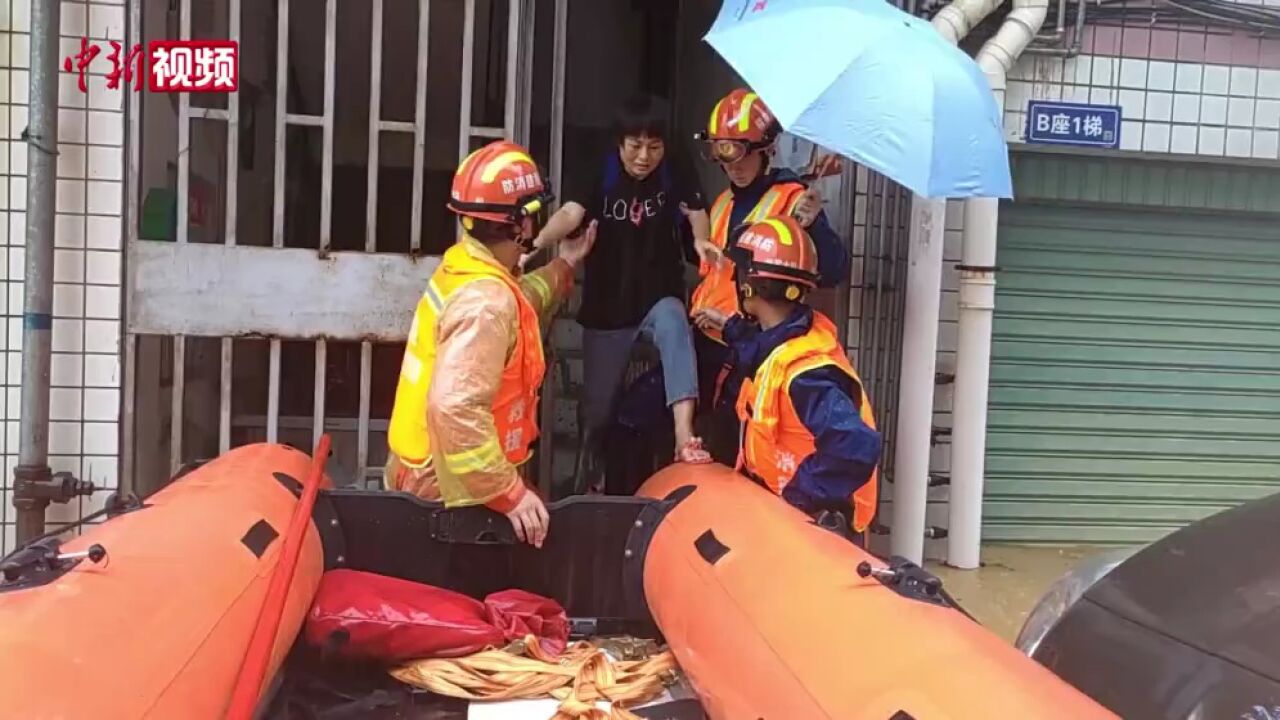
[1026, 101, 1122, 149]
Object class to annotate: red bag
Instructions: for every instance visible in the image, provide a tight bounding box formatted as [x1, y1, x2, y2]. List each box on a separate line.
[304, 569, 569, 662]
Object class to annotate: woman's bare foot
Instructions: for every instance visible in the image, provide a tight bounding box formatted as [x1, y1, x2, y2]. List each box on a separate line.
[675, 437, 712, 464]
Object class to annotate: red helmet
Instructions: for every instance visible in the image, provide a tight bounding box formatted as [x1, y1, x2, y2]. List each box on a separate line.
[447, 140, 554, 228]
[729, 215, 820, 298]
[699, 88, 781, 163]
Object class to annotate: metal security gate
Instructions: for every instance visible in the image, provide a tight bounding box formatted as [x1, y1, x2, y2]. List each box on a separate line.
[123, 0, 566, 495]
[986, 153, 1280, 545]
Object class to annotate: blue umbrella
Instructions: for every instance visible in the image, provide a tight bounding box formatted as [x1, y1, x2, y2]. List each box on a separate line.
[705, 0, 1013, 199]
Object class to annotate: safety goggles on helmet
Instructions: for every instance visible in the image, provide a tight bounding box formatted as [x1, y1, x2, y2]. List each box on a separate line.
[694, 132, 769, 164]
[450, 187, 555, 233]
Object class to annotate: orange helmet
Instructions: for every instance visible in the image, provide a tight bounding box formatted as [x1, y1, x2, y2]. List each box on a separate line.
[698, 88, 781, 163]
[448, 140, 554, 229]
[728, 215, 819, 300]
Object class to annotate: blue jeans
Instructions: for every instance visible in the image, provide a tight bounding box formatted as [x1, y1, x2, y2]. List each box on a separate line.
[580, 297, 699, 435]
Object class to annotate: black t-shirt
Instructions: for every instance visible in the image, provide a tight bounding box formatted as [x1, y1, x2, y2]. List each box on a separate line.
[572, 151, 706, 330]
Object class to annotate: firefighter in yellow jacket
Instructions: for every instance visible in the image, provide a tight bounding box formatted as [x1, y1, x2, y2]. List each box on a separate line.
[695, 215, 881, 543]
[386, 140, 596, 548]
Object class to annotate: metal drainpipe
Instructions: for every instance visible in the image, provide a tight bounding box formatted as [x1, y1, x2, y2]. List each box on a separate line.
[947, 0, 1049, 570]
[888, 0, 1012, 564]
[13, 0, 94, 544]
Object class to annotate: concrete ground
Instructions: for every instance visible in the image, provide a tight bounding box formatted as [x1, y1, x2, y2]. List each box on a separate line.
[927, 545, 1105, 643]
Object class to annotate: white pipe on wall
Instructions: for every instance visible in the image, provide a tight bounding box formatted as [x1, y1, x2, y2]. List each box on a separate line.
[947, 0, 1050, 569]
[886, 1, 1012, 563]
[890, 197, 947, 564]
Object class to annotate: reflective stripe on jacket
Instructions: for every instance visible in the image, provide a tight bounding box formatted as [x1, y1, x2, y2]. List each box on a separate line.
[734, 311, 879, 533]
[689, 181, 806, 344]
[387, 238, 549, 507]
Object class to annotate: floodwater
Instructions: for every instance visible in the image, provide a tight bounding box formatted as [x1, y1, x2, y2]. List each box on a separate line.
[927, 545, 1105, 643]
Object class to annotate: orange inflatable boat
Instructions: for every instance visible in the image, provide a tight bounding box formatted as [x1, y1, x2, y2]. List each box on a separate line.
[0, 443, 1115, 719]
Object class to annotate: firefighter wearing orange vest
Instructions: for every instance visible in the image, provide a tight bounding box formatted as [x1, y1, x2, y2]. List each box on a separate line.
[691, 88, 849, 463]
[698, 215, 881, 541]
[386, 140, 596, 548]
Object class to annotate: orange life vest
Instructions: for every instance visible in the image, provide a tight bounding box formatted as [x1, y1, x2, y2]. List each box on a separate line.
[734, 311, 879, 532]
[689, 181, 807, 344]
[387, 240, 545, 481]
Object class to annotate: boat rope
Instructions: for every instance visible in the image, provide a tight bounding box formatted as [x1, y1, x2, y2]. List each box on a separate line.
[390, 635, 679, 720]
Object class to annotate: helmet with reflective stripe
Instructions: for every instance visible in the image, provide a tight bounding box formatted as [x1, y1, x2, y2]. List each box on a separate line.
[448, 140, 554, 227]
[707, 88, 778, 143]
[699, 89, 781, 163]
[728, 215, 819, 295]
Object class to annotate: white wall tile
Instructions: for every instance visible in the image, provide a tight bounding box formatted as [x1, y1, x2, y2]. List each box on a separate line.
[1171, 125, 1199, 153]
[11, 0, 31, 33]
[1118, 89, 1145, 119]
[85, 250, 119, 285]
[52, 282, 83, 317]
[57, 72, 87, 109]
[1147, 92, 1175, 122]
[55, 213, 86, 248]
[1148, 61, 1175, 91]
[1070, 56, 1093, 85]
[88, 4, 125, 40]
[84, 354, 119, 387]
[83, 388, 118, 421]
[50, 352, 83, 387]
[6, 249, 23, 282]
[1231, 67, 1259, 97]
[6, 319, 22, 353]
[1201, 95, 1227, 125]
[1142, 122, 1171, 152]
[1175, 64, 1203, 93]
[1120, 121, 1142, 150]
[51, 318, 83, 352]
[87, 145, 121, 180]
[57, 142, 86, 179]
[1203, 65, 1230, 95]
[8, 352, 24, 385]
[49, 387, 82, 421]
[85, 214, 120, 250]
[83, 319, 117, 353]
[1228, 97, 1256, 127]
[59, 1, 89, 36]
[82, 456, 118, 489]
[8, 177, 26, 211]
[7, 281, 20, 316]
[1259, 69, 1280, 99]
[86, 110, 123, 146]
[10, 69, 29, 106]
[84, 285, 118, 319]
[1199, 126, 1226, 155]
[1226, 128, 1253, 157]
[1173, 94, 1201, 123]
[82, 422, 117, 455]
[1119, 59, 1148, 89]
[58, 108, 87, 144]
[1254, 130, 1280, 159]
[48, 421, 81, 455]
[86, 180, 120, 215]
[55, 178, 86, 214]
[1257, 100, 1280, 129]
[53, 248, 84, 283]
[1092, 57, 1116, 87]
[1090, 87, 1116, 104]
[1063, 85, 1090, 103]
[86, 75, 122, 112]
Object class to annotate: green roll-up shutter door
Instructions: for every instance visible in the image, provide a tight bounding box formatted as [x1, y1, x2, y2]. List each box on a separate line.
[988, 198, 1280, 545]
